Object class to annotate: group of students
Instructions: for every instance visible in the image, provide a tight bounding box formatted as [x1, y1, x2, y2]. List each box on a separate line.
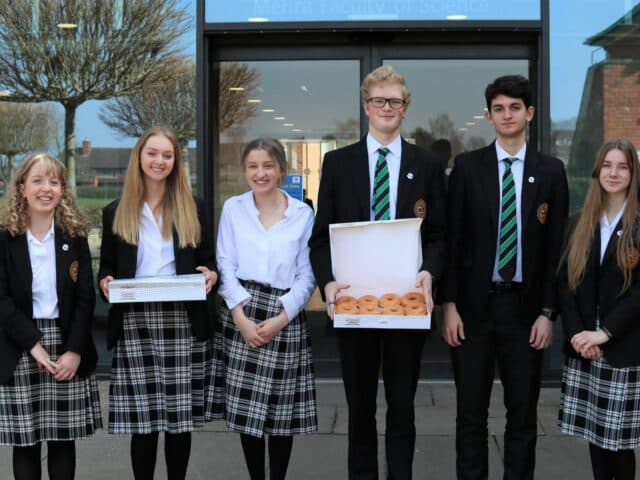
[0, 65, 639, 480]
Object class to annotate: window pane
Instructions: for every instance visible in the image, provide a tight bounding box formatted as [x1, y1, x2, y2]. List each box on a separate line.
[206, 0, 540, 23]
[550, 0, 640, 212]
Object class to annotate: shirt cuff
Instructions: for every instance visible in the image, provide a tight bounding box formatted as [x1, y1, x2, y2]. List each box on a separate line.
[223, 286, 252, 311]
[279, 292, 300, 323]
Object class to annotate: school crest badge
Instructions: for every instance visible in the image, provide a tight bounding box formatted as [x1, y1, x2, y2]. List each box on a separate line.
[628, 249, 640, 269]
[414, 199, 427, 218]
[537, 202, 549, 224]
[69, 260, 78, 283]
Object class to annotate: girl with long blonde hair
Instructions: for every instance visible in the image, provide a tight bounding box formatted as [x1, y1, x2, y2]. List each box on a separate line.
[0, 153, 102, 479]
[98, 127, 217, 479]
[558, 138, 640, 479]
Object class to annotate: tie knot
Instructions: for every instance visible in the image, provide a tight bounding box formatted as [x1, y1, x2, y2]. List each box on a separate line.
[504, 157, 516, 168]
[378, 147, 390, 157]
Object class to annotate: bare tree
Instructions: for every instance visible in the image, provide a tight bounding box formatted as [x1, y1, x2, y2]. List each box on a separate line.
[0, 102, 58, 184]
[99, 60, 196, 148]
[217, 63, 260, 131]
[0, 0, 190, 193]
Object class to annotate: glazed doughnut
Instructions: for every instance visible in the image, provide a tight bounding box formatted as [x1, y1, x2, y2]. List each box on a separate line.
[382, 305, 404, 315]
[404, 303, 427, 315]
[336, 295, 357, 307]
[402, 292, 425, 306]
[379, 293, 401, 307]
[336, 303, 359, 315]
[357, 295, 379, 309]
[360, 304, 381, 315]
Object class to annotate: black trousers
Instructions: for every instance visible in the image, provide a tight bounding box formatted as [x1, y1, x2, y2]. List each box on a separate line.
[451, 289, 542, 480]
[337, 328, 426, 480]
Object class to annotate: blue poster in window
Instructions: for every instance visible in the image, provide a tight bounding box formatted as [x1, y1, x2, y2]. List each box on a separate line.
[282, 174, 303, 201]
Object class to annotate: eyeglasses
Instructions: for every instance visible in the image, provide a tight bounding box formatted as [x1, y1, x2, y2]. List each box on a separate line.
[366, 97, 406, 109]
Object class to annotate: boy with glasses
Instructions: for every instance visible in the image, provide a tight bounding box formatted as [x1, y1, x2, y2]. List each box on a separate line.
[309, 65, 445, 479]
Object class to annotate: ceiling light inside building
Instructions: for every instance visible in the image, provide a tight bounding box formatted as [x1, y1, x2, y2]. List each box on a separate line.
[274, 116, 286, 120]
[283, 123, 294, 127]
[247, 99, 262, 103]
[248, 17, 269, 22]
[57, 22, 77, 29]
[261, 108, 275, 112]
[446, 14, 467, 20]
[229, 87, 245, 91]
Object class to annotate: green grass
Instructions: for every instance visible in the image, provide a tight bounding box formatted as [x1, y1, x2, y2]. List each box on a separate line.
[77, 197, 114, 207]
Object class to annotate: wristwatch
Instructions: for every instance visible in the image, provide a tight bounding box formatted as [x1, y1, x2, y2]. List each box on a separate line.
[541, 308, 557, 321]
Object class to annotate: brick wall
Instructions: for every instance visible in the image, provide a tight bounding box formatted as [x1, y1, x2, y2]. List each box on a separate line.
[601, 61, 640, 147]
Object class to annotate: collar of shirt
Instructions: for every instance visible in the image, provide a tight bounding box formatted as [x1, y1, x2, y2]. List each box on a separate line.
[242, 189, 305, 220]
[367, 132, 402, 161]
[142, 202, 162, 227]
[26, 220, 55, 245]
[600, 203, 626, 230]
[495, 140, 527, 164]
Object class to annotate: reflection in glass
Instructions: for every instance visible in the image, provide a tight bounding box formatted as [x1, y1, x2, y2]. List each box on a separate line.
[551, 1, 640, 213]
[215, 60, 360, 216]
[206, 0, 540, 23]
[384, 59, 529, 172]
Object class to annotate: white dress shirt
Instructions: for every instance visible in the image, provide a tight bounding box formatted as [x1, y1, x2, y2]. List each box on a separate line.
[600, 205, 625, 264]
[216, 190, 316, 321]
[136, 203, 176, 277]
[367, 133, 402, 221]
[492, 141, 526, 282]
[27, 222, 59, 319]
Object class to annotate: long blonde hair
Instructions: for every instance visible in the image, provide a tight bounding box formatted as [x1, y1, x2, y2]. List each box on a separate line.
[564, 138, 640, 292]
[0, 153, 89, 238]
[112, 127, 200, 247]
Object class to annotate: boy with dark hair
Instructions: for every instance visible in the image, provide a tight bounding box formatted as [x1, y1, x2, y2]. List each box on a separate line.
[440, 74, 568, 479]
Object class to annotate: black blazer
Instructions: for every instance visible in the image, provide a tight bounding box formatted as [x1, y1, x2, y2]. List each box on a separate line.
[438, 142, 569, 326]
[558, 215, 640, 368]
[98, 197, 216, 350]
[309, 137, 446, 296]
[0, 228, 97, 384]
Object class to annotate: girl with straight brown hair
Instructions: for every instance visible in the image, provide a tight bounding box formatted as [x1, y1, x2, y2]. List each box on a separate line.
[558, 138, 640, 479]
[98, 127, 217, 479]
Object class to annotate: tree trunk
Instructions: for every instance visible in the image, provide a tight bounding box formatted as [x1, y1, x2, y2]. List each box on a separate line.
[7, 152, 14, 180]
[64, 103, 77, 195]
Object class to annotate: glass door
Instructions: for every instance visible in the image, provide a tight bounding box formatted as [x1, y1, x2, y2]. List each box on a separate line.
[211, 40, 535, 378]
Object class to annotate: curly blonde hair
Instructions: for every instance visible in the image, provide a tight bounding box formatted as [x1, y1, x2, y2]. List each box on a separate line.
[0, 153, 90, 238]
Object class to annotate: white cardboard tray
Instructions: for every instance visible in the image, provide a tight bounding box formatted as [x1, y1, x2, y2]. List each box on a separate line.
[109, 273, 206, 303]
[329, 218, 430, 329]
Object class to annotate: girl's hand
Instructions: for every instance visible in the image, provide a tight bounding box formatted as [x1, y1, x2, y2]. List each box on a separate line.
[256, 312, 288, 343]
[54, 351, 81, 381]
[237, 317, 268, 348]
[581, 345, 603, 360]
[196, 266, 218, 294]
[99, 275, 114, 300]
[571, 329, 609, 355]
[29, 343, 57, 375]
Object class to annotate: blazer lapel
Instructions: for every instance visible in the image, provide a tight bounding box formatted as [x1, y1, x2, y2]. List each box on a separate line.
[55, 227, 70, 301]
[396, 138, 415, 217]
[9, 233, 33, 298]
[601, 218, 623, 267]
[353, 138, 371, 218]
[479, 144, 500, 232]
[521, 147, 540, 238]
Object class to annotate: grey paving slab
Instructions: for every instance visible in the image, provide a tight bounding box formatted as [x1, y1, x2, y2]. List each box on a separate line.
[0, 382, 611, 479]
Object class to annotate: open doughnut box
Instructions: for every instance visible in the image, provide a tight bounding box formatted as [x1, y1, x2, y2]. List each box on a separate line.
[329, 218, 430, 329]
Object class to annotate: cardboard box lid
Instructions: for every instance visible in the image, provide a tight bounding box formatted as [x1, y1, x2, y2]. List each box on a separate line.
[329, 218, 422, 298]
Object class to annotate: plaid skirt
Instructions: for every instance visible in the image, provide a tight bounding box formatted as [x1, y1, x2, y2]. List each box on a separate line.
[558, 355, 640, 450]
[0, 318, 102, 446]
[109, 302, 215, 434]
[211, 280, 318, 438]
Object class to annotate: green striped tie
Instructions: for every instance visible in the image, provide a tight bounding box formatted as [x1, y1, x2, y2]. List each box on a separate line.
[498, 157, 517, 281]
[372, 147, 391, 220]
